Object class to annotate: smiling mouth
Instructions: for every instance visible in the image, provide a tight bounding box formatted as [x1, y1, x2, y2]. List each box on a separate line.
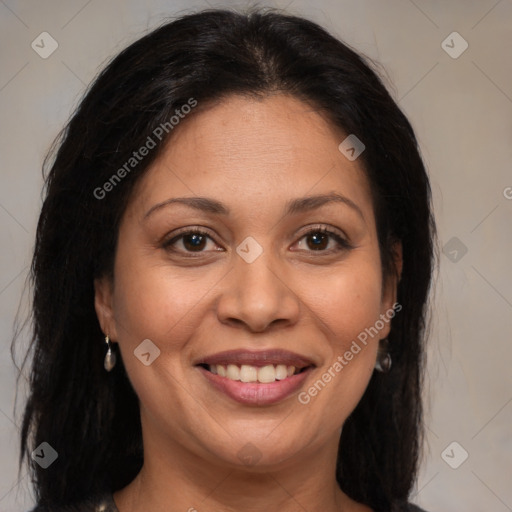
[198, 363, 310, 384]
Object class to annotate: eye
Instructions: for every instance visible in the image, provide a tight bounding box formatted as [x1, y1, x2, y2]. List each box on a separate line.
[293, 226, 351, 253]
[162, 225, 352, 257]
[162, 228, 222, 255]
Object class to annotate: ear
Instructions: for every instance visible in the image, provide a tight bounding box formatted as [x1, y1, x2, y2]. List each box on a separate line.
[94, 276, 118, 341]
[379, 240, 403, 337]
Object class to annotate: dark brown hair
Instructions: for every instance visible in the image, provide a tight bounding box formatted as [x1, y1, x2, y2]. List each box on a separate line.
[16, 8, 435, 511]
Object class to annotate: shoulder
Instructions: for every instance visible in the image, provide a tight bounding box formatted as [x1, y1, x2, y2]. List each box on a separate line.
[407, 504, 429, 512]
[28, 492, 118, 512]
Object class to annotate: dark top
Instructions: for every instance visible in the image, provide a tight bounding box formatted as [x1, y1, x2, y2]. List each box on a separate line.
[30, 493, 429, 511]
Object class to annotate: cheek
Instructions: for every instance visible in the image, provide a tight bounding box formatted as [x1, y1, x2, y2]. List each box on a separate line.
[109, 255, 214, 426]
[306, 258, 384, 348]
[295, 257, 383, 421]
[110, 246, 214, 375]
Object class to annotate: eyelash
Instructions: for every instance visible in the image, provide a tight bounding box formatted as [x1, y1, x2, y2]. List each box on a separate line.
[161, 225, 352, 257]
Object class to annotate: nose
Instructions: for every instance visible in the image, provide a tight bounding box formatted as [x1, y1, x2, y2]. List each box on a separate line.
[216, 252, 301, 333]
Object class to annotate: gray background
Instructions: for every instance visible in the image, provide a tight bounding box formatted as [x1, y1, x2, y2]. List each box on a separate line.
[1, 0, 511, 511]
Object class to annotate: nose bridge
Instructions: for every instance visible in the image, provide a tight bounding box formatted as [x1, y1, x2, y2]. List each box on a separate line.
[237, 249, 280, 298]
[216, 243, 300, 332]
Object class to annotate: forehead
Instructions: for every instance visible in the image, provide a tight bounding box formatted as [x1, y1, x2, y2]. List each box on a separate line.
[129, 94, 373, 219]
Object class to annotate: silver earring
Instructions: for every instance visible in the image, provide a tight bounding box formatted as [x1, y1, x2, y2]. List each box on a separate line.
[375, 338, 392, 373]
[104, 334, 116, 372]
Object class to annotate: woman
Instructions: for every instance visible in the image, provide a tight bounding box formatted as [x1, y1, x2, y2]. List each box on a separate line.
[18, 8, 435, 512]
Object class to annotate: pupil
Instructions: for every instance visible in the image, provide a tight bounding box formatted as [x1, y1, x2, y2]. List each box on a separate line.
[308, 232, 327, 250]
[184, 234, 206, 251]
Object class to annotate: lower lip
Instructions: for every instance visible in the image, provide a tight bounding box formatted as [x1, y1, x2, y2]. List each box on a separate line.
[198, 366, 313, 405]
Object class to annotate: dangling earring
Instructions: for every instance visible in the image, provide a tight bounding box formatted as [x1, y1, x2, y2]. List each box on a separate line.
[104, 334, 116, 372]
[375, 338, 392, 373]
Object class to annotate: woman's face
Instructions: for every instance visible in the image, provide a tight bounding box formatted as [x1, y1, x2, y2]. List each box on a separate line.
[95, 94, 399, 470]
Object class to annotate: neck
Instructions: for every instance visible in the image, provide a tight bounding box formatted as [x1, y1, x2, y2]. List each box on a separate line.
[113, 417, 372, 512]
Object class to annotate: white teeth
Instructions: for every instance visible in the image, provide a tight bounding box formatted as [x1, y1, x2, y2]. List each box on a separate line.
[275, 364, 288, 380]
[207, 363, 301, 383]
[226, 364, 240, 380]
[257, 365, 276, 383]
[240, 365, 258, 382]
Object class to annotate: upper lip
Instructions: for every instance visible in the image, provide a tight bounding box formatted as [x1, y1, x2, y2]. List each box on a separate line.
[195, 349, 315, 368]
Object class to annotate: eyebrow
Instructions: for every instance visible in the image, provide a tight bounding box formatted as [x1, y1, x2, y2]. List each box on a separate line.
[143, 192, 364, 221]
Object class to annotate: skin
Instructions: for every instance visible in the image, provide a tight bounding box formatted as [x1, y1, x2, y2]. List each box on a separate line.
[95, 94, 401, 512]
